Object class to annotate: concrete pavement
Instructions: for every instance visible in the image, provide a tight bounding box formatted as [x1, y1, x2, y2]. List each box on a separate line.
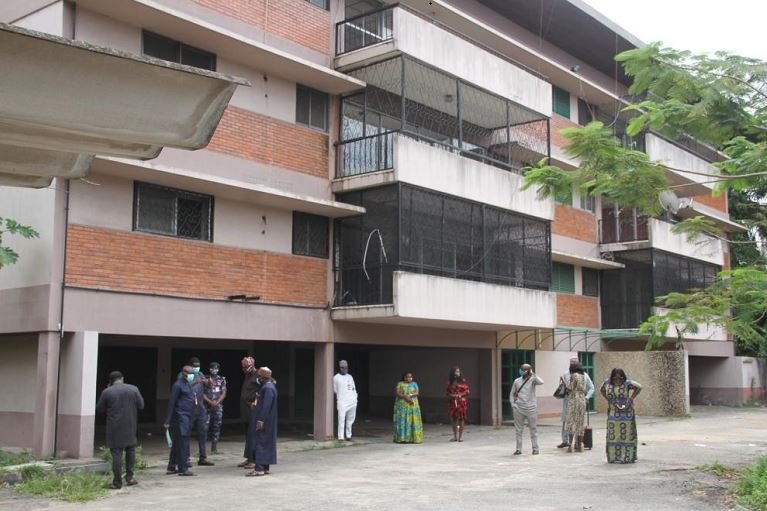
[2, 406, 766, 511]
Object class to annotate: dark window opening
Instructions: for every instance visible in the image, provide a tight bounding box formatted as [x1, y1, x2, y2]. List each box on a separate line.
[552, 86, 571, 118]
[582, 268, 599, 297]
[133, 182, 213, 242]
[142, 30, 216, 71]
[293, 212, 329, 258]
[296, 85, 329, 131]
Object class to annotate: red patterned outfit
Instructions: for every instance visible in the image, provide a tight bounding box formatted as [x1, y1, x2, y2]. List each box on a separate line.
[447, 381, 470, 420]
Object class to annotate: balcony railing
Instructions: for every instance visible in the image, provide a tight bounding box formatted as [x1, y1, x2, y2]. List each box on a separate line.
[337, 131, 395, 178]
[599, 209, 649, 244]
[336, 5, 395, 55]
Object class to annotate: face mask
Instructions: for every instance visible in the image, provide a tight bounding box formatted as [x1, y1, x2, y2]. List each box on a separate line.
[255, 377, 261, 385]
[186, 373, 195, 382]
[192, 367, 200, 374]
[210, 369, 219, 376]
[454, 372, 461, 378]
[340, 367, 348, 374]
[518, 368, 525, 377]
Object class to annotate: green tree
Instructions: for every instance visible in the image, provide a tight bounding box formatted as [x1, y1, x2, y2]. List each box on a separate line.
[0, 217, 39, 269]
[524, 43, 767, 353]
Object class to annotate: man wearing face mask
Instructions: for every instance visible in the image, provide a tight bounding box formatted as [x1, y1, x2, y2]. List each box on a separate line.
[204, 361, 227, 454]
[557, 356, 595, 449]
[186, 357, 214, 466]
[164, 365, 197, 476]
[510, 364, 543, 455]
[333, 360, 358, 441]
[238, 356, 261, 469]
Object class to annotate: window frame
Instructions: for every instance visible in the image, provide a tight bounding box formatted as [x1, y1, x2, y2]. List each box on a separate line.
[141, 30, 217, 71]
[132, 181, 214, 242]
[296, 84, 329, 132]
[579, 191, 596, 212]
[292, 211, 330, 259]
[552, 86, 571, 119]
[306, 0, 329, 9]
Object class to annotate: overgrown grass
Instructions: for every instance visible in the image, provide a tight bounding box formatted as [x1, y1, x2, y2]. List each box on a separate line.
[700, 461, 741, 479]
[734, 456, 767, 510]
[0, 451, 39, 467]
[98, 445, 149, 471]
[15, 468, 109, 503]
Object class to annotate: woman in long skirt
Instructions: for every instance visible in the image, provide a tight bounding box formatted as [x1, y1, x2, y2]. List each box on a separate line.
[564, 362, 587, 452]
[600, 368, 643, 464]
[393, 372, 424, 444]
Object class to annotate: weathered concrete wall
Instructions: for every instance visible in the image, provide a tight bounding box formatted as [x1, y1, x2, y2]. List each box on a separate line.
[595, 350, 690, 417]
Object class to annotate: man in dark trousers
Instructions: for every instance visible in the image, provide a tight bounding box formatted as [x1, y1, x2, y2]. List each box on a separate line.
[238, 356, 260, 469]
[188, 357, 214, 466]
[164, 365, 197, 476]
[245, 367, 278, 477]
[96, 371, 145, 489]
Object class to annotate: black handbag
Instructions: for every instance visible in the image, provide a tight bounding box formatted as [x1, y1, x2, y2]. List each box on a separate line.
[553, 381, 568, 399]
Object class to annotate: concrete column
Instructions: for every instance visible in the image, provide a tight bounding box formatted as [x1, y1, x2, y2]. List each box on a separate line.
[479, 348, 499, 425]
[33, 332, 60, 457]
[156, 344, 171, 424]
[313, 342, 334, 440]
[57, 331, 98, 458]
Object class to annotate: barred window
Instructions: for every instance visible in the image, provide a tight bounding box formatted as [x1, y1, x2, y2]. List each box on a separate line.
[582, 268, 599, 297]
[296, 85, 328, 131]
[133, 182, 213, 241]
[142, 31, 216, 71]
[293, 212, 329, 258]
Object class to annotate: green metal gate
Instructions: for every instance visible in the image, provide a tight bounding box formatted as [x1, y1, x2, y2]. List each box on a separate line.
[578, 351, 596, 412]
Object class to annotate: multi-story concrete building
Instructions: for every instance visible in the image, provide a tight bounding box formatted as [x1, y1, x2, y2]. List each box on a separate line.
[0, 0, 755, 458]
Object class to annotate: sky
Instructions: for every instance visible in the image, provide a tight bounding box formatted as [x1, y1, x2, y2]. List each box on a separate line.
[580, 0, 767, 60]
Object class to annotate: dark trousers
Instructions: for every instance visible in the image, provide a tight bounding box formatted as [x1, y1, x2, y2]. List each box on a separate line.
[110, 445, 135, 486]
[192, 409, 208, 460]
[256, 464, 270, 471]
[168, 421, 190, 473]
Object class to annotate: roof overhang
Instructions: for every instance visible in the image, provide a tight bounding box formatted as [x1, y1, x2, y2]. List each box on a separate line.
[73, 0, 366, 95]
[677, 201, 748, 233]
[93, 157, 366, 218]
[0, 22, 249, 187]
[551, 250, 625, 269]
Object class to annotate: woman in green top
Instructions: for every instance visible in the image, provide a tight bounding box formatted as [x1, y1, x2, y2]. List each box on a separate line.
[393, 372, 424, 444]
[600, 368, 643, 464]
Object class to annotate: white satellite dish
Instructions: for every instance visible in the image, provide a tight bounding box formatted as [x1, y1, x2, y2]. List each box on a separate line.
[659, 190, 681, 214]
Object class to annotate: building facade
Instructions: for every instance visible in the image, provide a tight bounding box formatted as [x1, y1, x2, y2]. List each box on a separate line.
[0, 0, 753, 458]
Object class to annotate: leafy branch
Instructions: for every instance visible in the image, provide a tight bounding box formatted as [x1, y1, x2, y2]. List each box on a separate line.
[0, 217, 40, 269]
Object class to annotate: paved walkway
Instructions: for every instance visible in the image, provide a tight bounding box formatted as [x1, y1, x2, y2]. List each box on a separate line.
[3, 406, 766, 511]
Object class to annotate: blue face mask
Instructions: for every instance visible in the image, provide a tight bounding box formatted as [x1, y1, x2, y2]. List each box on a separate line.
[518, 368, 525, 377]
[186, 373, 195, 383]
[192, 367, 200, 374]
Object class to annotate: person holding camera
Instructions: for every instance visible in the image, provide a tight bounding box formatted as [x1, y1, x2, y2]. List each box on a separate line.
[511, 364, 543, 455]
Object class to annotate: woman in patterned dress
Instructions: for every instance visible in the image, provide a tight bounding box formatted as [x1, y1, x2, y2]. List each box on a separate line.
[446, 366, 470, 442]
[600, 368, 643, 464]
[564, 362, 587, 452]
[393, 372, 424, 444]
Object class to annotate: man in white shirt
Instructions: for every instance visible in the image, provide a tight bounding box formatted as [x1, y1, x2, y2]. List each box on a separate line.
[333, 360, 358, 441]
[557, 356, 595, 448]
[511, 364, 544, 455]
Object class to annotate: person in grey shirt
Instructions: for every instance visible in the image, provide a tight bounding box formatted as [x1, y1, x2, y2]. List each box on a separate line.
[557, 356, 595, 448]
[510, 364, 543, 455]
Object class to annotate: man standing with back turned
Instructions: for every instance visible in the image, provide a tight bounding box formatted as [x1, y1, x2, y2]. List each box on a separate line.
[96, 371, 145, 489]
[333, 360, 358, 441]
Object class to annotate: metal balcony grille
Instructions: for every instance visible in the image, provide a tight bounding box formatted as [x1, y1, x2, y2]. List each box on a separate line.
[599, 207, 649, 244]
[600, 249, 720, 329]
[337, 55, 549, 178]
[334, 183, 551, 306]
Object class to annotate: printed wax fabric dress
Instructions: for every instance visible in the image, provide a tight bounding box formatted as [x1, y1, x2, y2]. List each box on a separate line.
[447, 381, 470, 420]
[393, 381, 424, 443]
[565, 372, 587, 437]
[604, 379, 643, 464]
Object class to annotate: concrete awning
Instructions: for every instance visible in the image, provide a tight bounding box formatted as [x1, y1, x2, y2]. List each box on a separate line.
[677, 200, 748, 233]
[94, 157, 366, 218]
[552, 250, 625, 269]
[73, 0, 366, 95]
[0, 22, 249, 187]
